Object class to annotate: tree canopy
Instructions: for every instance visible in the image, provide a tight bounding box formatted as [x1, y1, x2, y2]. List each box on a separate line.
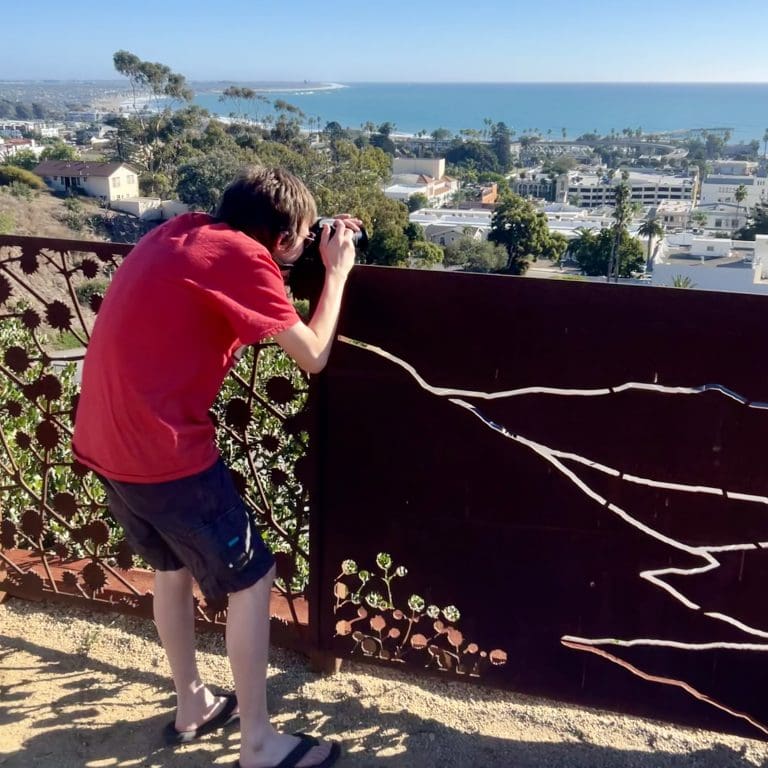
[488, 194, 568, 274]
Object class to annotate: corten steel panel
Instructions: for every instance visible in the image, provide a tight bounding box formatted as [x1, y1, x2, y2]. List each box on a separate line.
[313, 265, 768, 739]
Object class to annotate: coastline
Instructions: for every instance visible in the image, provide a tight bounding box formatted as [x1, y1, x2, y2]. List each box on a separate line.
[82, 82, 768, 143]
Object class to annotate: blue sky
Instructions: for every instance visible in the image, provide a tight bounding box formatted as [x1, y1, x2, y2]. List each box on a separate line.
[4, 0, 768, 83]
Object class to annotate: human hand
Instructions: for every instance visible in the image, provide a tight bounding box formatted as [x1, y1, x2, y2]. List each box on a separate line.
[319, 215, 362, 278]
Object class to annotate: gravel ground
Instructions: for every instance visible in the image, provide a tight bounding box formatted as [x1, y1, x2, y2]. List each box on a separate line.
[1, 598, 768, 768]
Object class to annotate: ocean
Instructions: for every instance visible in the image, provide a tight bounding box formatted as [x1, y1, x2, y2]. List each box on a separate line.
[189, 82, 768, 144]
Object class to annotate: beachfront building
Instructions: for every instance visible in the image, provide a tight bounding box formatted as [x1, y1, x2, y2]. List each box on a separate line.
[383, 158, 459, 207]
[651, 234, 768, 294]
[34, 160, 139, 203]
[698, 172, 768, 209]
[563, 170, 697, 208]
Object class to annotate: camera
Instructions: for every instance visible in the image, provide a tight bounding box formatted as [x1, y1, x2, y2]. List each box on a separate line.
[303, 218, 369, 263]
[287, 218, 368, 301]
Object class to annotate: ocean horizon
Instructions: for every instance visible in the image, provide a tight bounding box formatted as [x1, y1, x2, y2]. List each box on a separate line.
[187, 82, 768, 144]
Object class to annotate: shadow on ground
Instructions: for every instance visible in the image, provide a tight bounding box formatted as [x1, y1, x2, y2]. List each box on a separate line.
[1, 632, 766, 768]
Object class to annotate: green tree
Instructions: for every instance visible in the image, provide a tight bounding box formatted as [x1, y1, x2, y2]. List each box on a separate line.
[735, 202, 768, 240]
[370, 133, 396, 156]
[112, 50, 194, 174]
[323, 121, 349, 142]
[367, 224, 410, 266]
[672, 275, 696, 288]
[488, 194, 565, 275]
[607, 183, 632, 281]
[40, 142, 79, 161]
[574, 227, 644, 277]
[568, 227, 597, 264]
[2, 149, 38, 171]
[410, 241, 444, 267]
[175, 149, 247, 211]
[405, 221, 425, 243]
[490, 122, 513, 170]
[734, 183, 747, 232]
[219, 85, 267, 122]
[407, 193, 429, 212]
[444, 236, 507, 273]
[637, 216, 664, 273]
[444, 140, 499, 173]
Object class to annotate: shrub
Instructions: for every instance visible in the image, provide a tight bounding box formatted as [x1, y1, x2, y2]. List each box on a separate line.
[0, 165, 46, 190]
[75, 278, 109, 306]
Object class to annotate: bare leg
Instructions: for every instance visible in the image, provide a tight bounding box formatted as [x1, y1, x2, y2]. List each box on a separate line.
[153, 567, 229, 730]
[227, 564, 334, 768]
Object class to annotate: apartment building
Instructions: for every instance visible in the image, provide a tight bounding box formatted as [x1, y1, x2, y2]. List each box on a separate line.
[564, 170, 697, 208]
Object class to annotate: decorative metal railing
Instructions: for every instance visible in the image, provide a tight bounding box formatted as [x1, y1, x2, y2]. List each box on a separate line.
[0, 234, 311, 635]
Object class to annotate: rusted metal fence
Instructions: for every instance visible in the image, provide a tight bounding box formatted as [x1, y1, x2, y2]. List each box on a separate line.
[2, 233, 768, 740]
[313, 266, 768, 740]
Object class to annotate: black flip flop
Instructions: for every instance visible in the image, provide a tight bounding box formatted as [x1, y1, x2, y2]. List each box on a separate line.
[233, 733, 341, 768]
[162, 692, 239, 745]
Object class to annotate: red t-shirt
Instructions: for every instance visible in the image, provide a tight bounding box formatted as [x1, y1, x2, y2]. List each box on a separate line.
[72, 213, 300, 482]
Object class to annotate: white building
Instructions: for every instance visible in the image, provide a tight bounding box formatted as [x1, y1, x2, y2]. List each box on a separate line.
[383, 157, 459, 207]
[34, 160, 139, 203]
[698, 174, 768, 209]
[565, 170, 697, 208]
[651, 234, 768, 294]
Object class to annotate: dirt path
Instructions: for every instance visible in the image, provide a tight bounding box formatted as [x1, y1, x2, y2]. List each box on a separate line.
[1, 598, 768, 767]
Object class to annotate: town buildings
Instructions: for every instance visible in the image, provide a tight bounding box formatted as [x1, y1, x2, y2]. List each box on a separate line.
[382, 158, 459, 207]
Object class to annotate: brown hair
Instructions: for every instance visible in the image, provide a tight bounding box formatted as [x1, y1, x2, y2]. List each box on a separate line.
[214, 166, 317, 251]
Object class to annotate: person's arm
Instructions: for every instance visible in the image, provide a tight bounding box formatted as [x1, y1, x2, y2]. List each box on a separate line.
[274, 219, 356, 373]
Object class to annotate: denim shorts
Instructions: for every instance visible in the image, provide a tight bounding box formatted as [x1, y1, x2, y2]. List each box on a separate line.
[98, 459, 275, 602]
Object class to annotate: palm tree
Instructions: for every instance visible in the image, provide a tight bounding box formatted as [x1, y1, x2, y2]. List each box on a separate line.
[763, 128, 768, 159]
[608, 183, 631, 282]
[570, 226, 596, 265]
[638, 217, 664, 274]
[734, 184, 747, 233]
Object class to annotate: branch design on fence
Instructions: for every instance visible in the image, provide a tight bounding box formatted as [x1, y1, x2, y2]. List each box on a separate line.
[338, 334, 768, 735]
[333, 552, 507, 677]
[0, 235, 311, 628]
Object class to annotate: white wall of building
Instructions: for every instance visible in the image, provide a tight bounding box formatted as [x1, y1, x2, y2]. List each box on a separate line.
[699, 176, 768, 208]
[392, 157, 446, 178]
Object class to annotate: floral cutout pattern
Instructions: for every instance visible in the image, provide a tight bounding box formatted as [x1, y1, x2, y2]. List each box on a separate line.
[334, 553, 507, 677]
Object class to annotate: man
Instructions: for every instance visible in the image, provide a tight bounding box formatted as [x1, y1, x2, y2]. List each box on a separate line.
[73, 166, 356, 768]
